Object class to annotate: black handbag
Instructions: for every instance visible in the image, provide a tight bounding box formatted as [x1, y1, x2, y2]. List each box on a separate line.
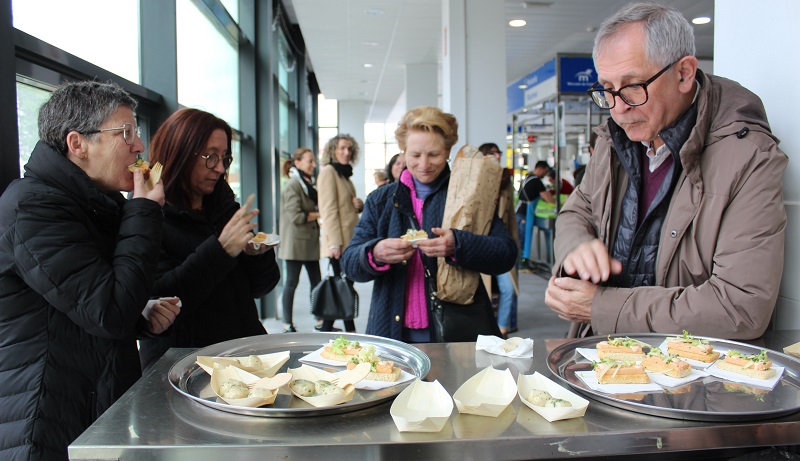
[310, 263, 358, 321]
[422, 257, 501, 343]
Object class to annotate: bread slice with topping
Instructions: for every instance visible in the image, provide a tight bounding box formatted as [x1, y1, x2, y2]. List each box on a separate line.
[716, 350, 776, 380]
[666, 330, 720, 362]
[593, 358, 650, 384]
[596, 336, 647, 361]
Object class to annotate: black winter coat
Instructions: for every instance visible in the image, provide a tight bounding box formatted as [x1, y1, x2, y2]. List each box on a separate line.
[0, 141, 163, 461]
[138, 180, 280, 370]
[341, 168, 518, 340]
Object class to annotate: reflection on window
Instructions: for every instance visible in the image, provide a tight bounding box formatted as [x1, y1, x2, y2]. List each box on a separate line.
[176, 0, 239, 129]
[363, 122, 400, 196]
[16, 80, 52, 177]
[227, 133, 242, 201]
[12, 0, 140, 83]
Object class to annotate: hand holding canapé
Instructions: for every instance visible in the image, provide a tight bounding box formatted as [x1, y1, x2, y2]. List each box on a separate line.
[218, 194, 259, 257]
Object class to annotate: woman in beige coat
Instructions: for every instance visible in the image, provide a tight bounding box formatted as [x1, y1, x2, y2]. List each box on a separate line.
[277, 147, 320, 332]
[317, 134, 363, 332]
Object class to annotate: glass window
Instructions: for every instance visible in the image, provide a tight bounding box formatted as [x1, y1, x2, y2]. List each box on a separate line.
[227, 133, 242, 201]
[176, 0, 239, 129]
[220, 0, 238, 22]
[16, 79, 53, 176]
[279, 90, 289, 155]
[12, 0, 141, 84]
[318, 127, 338, 155]
[318, 95, 337, 128]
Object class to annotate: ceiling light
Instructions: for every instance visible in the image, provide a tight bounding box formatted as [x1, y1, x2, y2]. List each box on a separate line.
[509, 19, 527, 28]
[518, 84, 528, 89]
[365, 8, 384, 15]
[363, 63, 373, 68]
[692, 16, 711, 25]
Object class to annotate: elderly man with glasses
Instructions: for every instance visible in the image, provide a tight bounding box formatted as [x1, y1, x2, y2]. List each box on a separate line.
[545, 2, 788, 340]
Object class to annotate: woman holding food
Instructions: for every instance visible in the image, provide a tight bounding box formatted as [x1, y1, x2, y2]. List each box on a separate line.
[317, 134, 363, 332]
[341, 106, 517, 342]
[277, 147, 321, 333]
[138, 108, 280, 370]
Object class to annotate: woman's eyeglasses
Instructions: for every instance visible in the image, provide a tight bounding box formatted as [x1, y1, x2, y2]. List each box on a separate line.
[197, 152, 233, 170]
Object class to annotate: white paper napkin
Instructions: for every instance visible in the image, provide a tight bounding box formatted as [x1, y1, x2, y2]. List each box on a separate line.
[646, 368, 708, 387]
[576, 348, 601, 363]
[142, 297, 182, 320]
[349, 369, 416, 390]
[299, 347, 349, 367]
[657, 339, 727, 369]
[575, 371, 663, 393]
[476, 335, 534, 358]
[704, 362, 784, 390]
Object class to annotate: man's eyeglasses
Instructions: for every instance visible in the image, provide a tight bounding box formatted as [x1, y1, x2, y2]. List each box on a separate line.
[197, 152, 233, 170]
[82, 123, 140, 145]
[586, 59, 679, 110]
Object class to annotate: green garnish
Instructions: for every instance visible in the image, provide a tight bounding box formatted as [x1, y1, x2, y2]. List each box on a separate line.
[607, 336, 645, 348]
[592, 357, 636, 369]
[728, 349, 769, 363]
[672, 330, 709, 347]
[330, 336, 359, 355]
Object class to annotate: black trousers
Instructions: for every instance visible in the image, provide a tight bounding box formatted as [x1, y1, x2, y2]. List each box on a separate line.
[282, 259, 321, 325]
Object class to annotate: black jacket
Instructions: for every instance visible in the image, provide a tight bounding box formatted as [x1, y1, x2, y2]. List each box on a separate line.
[342, 168, 517, 340]
[0, 141, 163, 461]
[138, 180, 280, 370]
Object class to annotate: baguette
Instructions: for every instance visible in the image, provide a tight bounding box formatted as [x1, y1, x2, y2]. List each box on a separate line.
[596, 336, 647, 361]
[320, 336, 363, 362]
[593, 359, 650, 384]
[641, 351, 692, 378]
[666, 330, 720, 363]
[716, 350, 776, 380]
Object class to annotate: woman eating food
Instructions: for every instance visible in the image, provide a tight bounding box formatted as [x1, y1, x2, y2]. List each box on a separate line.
[340, 106, 517, 343]
[138, 108, 280, 370]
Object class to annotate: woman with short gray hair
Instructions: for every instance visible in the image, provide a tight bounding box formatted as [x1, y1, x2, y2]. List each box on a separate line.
[0, 81, 179, 461]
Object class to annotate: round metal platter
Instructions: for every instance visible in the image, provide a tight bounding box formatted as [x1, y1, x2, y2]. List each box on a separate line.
[168, 332, 431, 418]
[547, 333, 800, 421]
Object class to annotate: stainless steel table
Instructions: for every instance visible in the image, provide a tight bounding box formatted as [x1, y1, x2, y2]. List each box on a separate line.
[69, 332, 800, 460]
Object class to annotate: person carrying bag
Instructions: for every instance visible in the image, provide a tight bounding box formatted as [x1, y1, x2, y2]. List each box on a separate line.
[310, 260, 358, 324]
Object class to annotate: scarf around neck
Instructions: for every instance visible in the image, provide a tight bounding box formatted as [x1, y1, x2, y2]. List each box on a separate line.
[289, 166, 317, 204]
[331, 162, 353, 178]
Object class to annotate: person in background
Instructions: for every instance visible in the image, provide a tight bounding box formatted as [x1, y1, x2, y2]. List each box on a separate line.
[517, 160, 554, 267]
[341, 107, 517, 342]
[385, 152, 406, 183]
[317, 134, 363, 332]
[546, 2, 787, 340]
[0, 81, 180, 461]
[278, 147, 321, 333]
[478, 142, 520, 337]
[546, 168, 574, 195]
[373, 170, 389, 188]
[573, 131, 595, 187]
[139, 108, 280, 370]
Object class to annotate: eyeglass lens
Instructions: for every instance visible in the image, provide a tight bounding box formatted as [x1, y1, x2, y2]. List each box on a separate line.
[592, 85, 648, 108]
[204, 153, 233, 169]
[123, 123, 141, 145]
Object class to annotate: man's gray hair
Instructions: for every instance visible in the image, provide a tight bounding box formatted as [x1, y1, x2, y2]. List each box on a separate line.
[593, 2, 696, 68]
[38, 81, 138, 154]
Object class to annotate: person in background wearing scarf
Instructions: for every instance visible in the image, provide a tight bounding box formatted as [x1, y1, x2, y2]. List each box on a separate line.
[278, 147, 321, 332]
[317, 134, 364, 332]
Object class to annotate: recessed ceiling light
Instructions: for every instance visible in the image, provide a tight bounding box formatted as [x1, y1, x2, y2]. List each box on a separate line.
[362, 41, 379, 47]
[518, 84, 528, 89]
[365, 8, 384, 15]
[692, 16, 711, 25]
[509, 19, 527, 28]
[363, 63, 373, 68]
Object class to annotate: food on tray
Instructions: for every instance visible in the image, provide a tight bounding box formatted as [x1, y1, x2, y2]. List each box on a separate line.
[641, 349, 692, 378]
[219, 379, 249, 399]
[321, 336, 363, 362]
[248, 387, 273, 399]
[526, 389, 573, 408]
[289, 378, 344, 397]
[596, 336, 647, 361]
[666, 330, 720, 362]
[128, 158, 150, 174]
[243, 355, 263, 369]
[593, 358, 650, 384]
[401, 229, 428, 241]
[717, 350, 776, 380]
[346, 345, 401, 382]
[251, 232, 268, 243]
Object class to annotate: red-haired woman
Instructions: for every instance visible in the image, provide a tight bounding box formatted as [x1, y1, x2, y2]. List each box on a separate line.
[138, 108, 280, 370]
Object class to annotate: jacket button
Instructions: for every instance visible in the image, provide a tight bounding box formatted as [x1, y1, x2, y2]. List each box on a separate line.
[401, 260, 407, 265]
[395, 315, 400, 322]
[394, 202, 399, 208]
[670, 230, 677, 238]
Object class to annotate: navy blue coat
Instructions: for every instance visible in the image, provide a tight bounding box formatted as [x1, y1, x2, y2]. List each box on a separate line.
[341, 168, 517, 340]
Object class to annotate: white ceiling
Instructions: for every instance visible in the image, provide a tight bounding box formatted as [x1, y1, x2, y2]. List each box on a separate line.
[287, 0, 715, 123]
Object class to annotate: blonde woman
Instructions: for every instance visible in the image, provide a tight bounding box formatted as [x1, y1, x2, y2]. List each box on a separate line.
[317, 134, 363, 332]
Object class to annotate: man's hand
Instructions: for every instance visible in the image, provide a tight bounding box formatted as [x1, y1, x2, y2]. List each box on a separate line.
[562, 239, 622, 283]
[146, 297, 181, 335]
[545, 276, 595, 323]
[372, 238, 416, 265]
[415, 227, 455, 258]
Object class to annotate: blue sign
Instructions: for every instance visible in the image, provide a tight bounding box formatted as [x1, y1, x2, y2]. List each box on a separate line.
[507, 77, 525, 113]
[559, 56, 596, 94]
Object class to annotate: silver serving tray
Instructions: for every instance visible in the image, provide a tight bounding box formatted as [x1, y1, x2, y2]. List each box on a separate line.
[169, 332, 430, 418]
[547, 333, 800, 421]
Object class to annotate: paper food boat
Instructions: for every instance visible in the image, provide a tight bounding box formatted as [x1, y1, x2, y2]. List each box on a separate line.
[390, 379, 453, 432]
[517, 371, 589, 422]
[453, 366, 516, 417]
[784, 341, 800, 359]
[210, 365, 291, 407]
[287, 363, 370, 407]
[197, 351, 290, 378]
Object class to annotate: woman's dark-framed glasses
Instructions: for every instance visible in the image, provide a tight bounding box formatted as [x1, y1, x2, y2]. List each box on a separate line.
[82, 123, 140, 145]
[198, 152, 233, 170]
[587, 60, 678, 109]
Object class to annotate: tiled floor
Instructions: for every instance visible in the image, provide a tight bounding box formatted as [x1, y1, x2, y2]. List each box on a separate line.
[262, 260, 570, 341]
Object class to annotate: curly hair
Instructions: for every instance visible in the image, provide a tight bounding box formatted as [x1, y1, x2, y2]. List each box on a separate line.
[394, 106, 458, 152]
[320, 134, 359, 165]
